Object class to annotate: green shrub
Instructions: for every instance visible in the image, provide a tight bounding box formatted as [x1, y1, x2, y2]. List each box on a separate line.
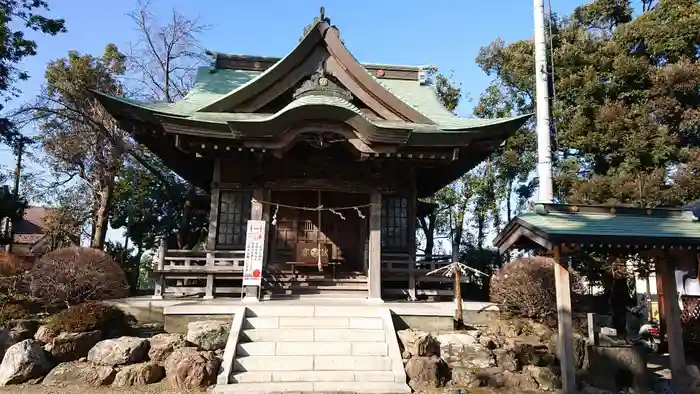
[490, 256, 585, 319]
[46, 302, 135, 335]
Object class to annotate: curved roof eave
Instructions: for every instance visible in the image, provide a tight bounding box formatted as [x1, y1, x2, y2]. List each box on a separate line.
[195, 23, 328, 113]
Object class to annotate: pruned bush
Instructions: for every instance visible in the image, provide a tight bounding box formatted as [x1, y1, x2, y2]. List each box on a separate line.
[0, 295, 40, 326]
[0, 252, 30, 297]
[46, 302, 135, 335]
[490, 256, 584, 319]
[29, 246, 129, 307]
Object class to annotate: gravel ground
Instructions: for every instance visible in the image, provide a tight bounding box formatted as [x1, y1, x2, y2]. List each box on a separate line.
[0, 382, 209, 394]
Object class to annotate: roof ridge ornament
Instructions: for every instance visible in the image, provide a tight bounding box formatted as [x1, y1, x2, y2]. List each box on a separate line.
[293, 60, 353, 101]
[300, 6, 340, 42]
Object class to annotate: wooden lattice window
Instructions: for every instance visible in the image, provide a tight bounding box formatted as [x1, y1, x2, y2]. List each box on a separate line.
[381, 196, 408, 250]
[217, 190, 252, 248]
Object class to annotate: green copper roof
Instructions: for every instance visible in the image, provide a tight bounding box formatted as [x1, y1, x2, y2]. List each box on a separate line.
[126, 67, 262, 114]
[94, 66, 529, 133]
[493, 203, 700, 252]
[519, 210, 700, 239]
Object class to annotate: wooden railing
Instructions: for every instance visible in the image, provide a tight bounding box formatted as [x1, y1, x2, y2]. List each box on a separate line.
[381, 253, 457, 300]
[381, 252, 452, 273]
[161, 249, 245, 272]
[152, 241, 246, 299]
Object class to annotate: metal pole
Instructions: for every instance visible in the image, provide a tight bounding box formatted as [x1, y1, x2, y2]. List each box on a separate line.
[534, 0, 553, 203]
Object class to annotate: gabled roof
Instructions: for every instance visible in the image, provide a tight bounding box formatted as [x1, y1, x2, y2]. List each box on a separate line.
[12, 207, 53, 246]
[92, 16, 530, 140]
[91, 10, 532, 195]
[493, 203, 700, 254]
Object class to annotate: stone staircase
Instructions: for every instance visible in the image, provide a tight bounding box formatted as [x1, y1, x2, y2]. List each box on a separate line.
[213, 304, 410, 393]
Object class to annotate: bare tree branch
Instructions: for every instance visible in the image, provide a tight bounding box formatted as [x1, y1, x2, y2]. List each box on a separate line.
[127, 0, 209, 103]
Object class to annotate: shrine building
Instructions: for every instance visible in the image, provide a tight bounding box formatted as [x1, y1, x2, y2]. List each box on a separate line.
[93, 11, 529, 302]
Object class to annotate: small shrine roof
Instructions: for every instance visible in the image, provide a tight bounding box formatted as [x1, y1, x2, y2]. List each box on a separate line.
[493, 203, 700, 253]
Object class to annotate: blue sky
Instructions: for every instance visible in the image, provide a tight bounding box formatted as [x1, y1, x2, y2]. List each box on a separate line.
[0, 0, 635, 244]
[1, 0, 594, 166]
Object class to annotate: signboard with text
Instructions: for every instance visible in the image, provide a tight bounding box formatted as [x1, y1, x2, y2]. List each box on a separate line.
[242, 220, 266, 287]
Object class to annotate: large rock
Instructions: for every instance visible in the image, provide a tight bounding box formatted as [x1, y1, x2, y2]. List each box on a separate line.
[148, 333, 187, 363]
[44, 331, 102, 363]
[186, 321, 229, 351]
[0, 339, 52, 385]
[548, 332, 587, 369]
[494, 348, 521, 371]
[164, 347, 221, 389]
[10, 320, 40, 342]
[42, 361, 115, 386]
[397, 329, 430, 358]
[448, 366, 480, 388]
[501, 370, 539, 390]
[404, 355, 449, 390]
[88, 336, 149, 366]
[436, 332, 495, 369]
[112, 362, 164, 386]
[0, 329, 15, 362]
[415, 334, 440, 357]
[474, 366, 506, 387]
[524, 365, 561, 390]
[129, 323, 165, 338]
[586, 344, 649, 393]
[33, 325, 57, 344]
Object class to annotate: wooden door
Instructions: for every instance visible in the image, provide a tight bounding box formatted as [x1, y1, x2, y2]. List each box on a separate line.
[267, 190, 366, 273]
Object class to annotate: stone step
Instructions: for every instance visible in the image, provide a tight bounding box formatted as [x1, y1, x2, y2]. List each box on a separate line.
[244, 305, 384, 318]
[244, 316, 383, 329]
[236, 342, 276, 356]
[314, 328, 386, 342]
[234, 355, 392, 372]
[242, 317, 279, 329]
[237, 341, 388, 356]
[230, 370, 395, 383]
[234, 355, 313, 372]
[213, 381, 411, 394]
[242, 328, 314, 342]
[241, 327, 386, 343]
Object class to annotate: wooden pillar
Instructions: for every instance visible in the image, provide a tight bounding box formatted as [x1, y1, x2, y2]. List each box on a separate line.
[261, 189, 271, 268]
[658, 251, 688, 389]
[368, 191, 382, 302]
[204, 253, 215, 300]
[203, 160, 221, 300]
[407, 171, 417, 302]
[152, 237, 166, 300]
[243, 188, 265, 302]
[206, 159, 221, 251]
[553, 246, 576, 393]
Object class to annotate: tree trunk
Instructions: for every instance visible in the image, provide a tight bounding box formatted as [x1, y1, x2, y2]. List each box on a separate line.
[506, 180, 513, 221]
[451, 205, 465, 263]
[91, 183, 113, 249]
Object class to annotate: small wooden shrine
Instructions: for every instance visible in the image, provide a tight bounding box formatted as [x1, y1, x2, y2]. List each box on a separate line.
[93, 9, 529, 301]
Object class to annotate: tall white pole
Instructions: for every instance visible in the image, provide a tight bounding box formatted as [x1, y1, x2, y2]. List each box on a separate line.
[534, 0, 553, 203]
[535, 1, 575, 393]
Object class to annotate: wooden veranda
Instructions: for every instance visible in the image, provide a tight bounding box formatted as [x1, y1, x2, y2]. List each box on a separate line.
[493, 203, 700, 393]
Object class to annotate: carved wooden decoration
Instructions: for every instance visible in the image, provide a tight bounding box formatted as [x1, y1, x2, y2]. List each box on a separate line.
[293, 60, 353, 101]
